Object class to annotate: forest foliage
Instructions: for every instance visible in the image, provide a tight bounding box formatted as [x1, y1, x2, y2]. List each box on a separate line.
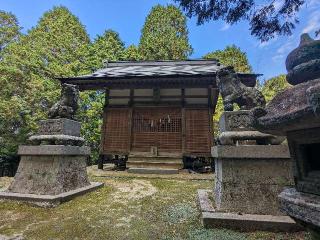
[0, 5, 289, 163]
[175, 0, 306, 42]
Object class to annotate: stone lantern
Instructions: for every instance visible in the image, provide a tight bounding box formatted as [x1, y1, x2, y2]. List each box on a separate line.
[252, 33, 320, 239]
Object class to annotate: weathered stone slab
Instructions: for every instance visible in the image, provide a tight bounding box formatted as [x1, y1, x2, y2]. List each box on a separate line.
[28, 135, 85, 146]
[18, 145, 90, 156]
[202, 211, 299, 232]
[197, 189, 215, 212]
[220, 111, 254, 132]
[215, 181, 291, 215]
[8, 154, 90, 195]
[279, 188, 320, 229]
[38, 118, 81, 136]
[219, 131, 283, 145]
[0, 182, 104, 207]
[213, 144, 293, 215]
[212, 145, 290, 159]
[214, 156, 293, 184]
[197, 189, 301, 232]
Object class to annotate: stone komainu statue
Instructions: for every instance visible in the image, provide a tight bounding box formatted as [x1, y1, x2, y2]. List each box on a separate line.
[216, 66, 266, 111]
[48, 83, 79, 120]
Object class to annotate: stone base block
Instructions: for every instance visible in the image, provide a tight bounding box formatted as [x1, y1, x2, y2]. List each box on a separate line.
[197, 189, 302, 232]
[212, 145, 293, 215]
[38, 118, 81, 136]
[0, 182, 104, 207]
[10, 145, 91, 195]
[279, 188, 320, 233]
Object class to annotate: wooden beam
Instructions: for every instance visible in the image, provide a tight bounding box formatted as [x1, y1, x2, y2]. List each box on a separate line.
[109, 95, 208, 99]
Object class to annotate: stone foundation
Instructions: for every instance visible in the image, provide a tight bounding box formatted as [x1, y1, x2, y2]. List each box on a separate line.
[8, 146, 90, 195]
[197, 189, 301, 232]
[213, 145, 293, 215]
[0, 118, 103, 207]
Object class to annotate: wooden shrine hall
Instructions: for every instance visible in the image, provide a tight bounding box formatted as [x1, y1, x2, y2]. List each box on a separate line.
[60, 60, 258, 174]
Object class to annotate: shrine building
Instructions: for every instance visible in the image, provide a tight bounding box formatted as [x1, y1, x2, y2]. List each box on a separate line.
[59, 59, 258, 173]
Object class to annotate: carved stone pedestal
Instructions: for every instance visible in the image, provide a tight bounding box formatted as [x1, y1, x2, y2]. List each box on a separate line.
[213, 145, 293, 215]
[198, 145, 300, 231]
[198, 109, 300, 231]
[218, 111, 283, 145]
[0, 119, 103, 207]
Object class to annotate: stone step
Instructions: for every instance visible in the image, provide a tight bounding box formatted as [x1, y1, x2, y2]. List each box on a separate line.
[129, 152, 182, 158]
[128, 156, 182, 163]
[127, 168, 179, 175]
[127, 161, 183, 169]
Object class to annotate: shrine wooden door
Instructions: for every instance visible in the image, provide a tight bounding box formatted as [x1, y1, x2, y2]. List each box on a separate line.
[131, 107, 182, 154]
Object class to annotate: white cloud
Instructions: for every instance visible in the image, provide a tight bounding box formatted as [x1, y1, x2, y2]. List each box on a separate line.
[272, 38, 297, 62]
[257, 36, 279, 48]
[220, 23, 230, 31]
[306, 0, 320, 9]
[302, 10, 320, 34]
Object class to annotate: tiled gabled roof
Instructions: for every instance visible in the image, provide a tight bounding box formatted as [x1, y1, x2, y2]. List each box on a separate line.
[59, 59, 260, 90]
[66, 60, 223, 80]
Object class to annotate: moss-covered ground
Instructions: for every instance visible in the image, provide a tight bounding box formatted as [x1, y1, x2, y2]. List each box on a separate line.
[0, 169, 310, 240]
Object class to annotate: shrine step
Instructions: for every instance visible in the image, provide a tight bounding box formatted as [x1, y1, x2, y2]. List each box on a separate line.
[127, 156, 182, 163]
[127, 161, 183, 169]
[127, 168, 179, 175]
[127, 155, 183, 174]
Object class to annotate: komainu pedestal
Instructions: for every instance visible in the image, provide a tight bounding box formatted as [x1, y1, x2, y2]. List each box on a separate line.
[213, 144, 292, 216]
[198, 68, 299, 232]
[0, 118, 103, 207]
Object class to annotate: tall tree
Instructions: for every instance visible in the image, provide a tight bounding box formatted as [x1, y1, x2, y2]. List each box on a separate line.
[87, 30, 125, 70]
[175, 0, 305, 41]
[0, 10, 20, 53]
[261, 75, 291, 103]
[79, 29, 127, 162]
[122, 44, 143, 61]
[0, 6, 90, 156]
[139, 4, 193, 60]
[203, 45, 252, 127]
[204, 45, 252, 73]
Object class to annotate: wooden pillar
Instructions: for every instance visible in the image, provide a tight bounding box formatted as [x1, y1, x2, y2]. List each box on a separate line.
[208, 86, 215, 146]
[98, 88, 110, 170]
[128, 89, 134, 153]
[181, 88, 186, 155]
[211, 88, 219, 145]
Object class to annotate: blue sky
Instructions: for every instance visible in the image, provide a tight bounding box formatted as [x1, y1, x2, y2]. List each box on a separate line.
[1, 0, 320, 80]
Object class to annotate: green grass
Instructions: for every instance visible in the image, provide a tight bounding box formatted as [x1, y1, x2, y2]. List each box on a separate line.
[0, 174, 310, 240]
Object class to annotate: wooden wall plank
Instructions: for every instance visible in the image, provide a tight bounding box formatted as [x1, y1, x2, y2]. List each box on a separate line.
[102, 108, 130, 154]
[185, 109, 212, 154]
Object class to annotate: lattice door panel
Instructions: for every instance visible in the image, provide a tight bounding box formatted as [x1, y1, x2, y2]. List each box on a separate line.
[103, 108, 130, 153]
[132, 108, 182, 153]
[185, 109, 211, 154]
